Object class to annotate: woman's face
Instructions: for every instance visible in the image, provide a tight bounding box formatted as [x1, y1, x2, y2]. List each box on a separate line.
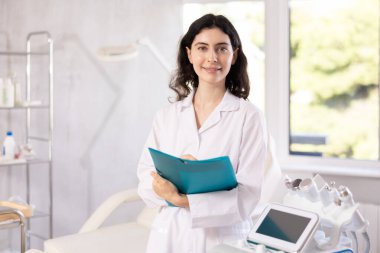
[186, 27, 237, 88]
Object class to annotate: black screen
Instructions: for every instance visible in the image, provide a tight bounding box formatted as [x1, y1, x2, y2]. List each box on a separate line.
[256, 209, 311, 243]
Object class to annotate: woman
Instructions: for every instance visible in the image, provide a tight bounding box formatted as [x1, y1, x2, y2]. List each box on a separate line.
[137, 14, 267, 253]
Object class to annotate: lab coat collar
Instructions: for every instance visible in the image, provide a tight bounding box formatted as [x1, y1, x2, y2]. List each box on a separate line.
[181, 90, 194, 109]
[179, 89, 240, 112]
[218, 90, 241, 112]
[179, 89, 241, 134]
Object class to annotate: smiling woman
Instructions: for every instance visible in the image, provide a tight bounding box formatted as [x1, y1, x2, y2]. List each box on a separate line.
[137, 14, 268, 253]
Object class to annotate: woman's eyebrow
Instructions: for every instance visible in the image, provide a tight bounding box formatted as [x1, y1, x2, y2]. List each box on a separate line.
[193, 42, 208, 46]
[193, 42, 231, 46]
[215, 42, 231, 46]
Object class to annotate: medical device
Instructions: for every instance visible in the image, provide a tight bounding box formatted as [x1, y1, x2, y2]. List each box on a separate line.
[247, 203, 319, 252]
[209, 174, 370, 253]
[280, 174, 370, 253]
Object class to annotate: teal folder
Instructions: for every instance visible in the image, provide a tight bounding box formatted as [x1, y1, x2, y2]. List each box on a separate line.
[148, 148, 238, 195]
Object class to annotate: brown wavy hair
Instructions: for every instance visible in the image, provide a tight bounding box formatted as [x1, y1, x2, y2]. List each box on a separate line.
[169, 14, 250, 101]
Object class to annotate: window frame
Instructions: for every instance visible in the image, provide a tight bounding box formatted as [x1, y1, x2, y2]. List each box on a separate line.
[265, 0, 380, 177]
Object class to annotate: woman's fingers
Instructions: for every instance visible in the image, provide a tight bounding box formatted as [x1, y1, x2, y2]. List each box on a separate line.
[181, 154, 197, 160]
[150, 171, 178, 200]
[151, 172, 167, 185]
[150, 171, 160, 180]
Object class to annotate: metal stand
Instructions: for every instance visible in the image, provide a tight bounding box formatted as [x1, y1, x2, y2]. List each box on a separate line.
[0, 207, 26, 253]
[26, 31, 54, 241]
[0, 31, 54, 250]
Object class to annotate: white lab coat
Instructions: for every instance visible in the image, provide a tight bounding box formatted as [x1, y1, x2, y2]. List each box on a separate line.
[137, 90, 268, 253]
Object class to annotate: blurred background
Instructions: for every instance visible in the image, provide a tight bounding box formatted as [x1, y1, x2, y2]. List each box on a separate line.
[0, 0, 379, 252]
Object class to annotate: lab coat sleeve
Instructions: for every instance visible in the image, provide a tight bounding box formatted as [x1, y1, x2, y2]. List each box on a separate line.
[187, 109, 267, 228]
[137, 111, 168, 208]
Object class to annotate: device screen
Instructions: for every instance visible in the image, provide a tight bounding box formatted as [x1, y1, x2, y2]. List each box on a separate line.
[256, 209, 311, 243]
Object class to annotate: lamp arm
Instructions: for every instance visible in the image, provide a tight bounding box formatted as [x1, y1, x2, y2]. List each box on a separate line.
[137, 38, 172, 73]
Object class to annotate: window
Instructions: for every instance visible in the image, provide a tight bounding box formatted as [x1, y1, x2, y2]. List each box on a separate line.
[183, 1, 265, 111]
[266, 0, 380, 174]
[289, 0, 379, 161]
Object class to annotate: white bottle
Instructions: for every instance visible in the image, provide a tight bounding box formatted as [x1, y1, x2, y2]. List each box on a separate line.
[11, 73, 23, 106]
[2, 131, 16, 160]
[2, 78, 14, 108]
[14, 80, 23, 106]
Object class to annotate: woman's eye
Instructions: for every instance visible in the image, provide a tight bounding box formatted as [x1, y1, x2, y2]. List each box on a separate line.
[218, 47, 228, 53]
[198, 47, 207, 51]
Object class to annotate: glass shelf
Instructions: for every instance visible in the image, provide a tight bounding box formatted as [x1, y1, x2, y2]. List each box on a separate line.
[0, 209, 50, 230]
[0, 219, 21, 230]
[0, 159, 51, 168]
[27, 231, 48, 241]
[0, 51, 49, 56]
[31, 210, 50, 219]
[0, 105, 49, 110]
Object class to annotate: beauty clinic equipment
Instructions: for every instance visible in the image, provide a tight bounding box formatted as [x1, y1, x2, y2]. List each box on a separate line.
[282, 174, 370, 253]
[209, 173, 369, 253]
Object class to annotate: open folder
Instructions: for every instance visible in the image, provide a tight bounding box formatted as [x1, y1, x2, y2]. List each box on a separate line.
[148, 148, 238, 195]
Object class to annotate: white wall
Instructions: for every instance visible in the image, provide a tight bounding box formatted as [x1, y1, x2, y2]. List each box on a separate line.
[0, 0, 182, 249]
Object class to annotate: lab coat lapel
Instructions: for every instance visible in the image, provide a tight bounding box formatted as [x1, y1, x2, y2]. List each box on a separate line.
[198, 108, 221, 134]
[199, 91, 240, 134]
[179, 91, 200, 147]
[181, 105, 199, 138]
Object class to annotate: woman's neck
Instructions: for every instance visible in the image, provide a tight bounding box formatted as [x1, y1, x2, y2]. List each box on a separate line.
[192, 84, 226, 129]
[193, 84, 226, 109]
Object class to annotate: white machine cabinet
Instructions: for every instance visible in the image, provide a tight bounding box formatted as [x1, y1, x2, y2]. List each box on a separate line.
[0, 31, 53, 252]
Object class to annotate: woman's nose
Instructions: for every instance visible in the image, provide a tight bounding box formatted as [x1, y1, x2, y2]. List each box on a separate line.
[207, 50, 218, 62]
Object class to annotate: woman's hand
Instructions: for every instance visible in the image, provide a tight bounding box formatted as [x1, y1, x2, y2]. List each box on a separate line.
[151, 171, 189, 208]
[150, 153, 197, 208]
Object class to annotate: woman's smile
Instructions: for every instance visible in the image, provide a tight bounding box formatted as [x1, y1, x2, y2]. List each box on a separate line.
[202, 66, 222, 73]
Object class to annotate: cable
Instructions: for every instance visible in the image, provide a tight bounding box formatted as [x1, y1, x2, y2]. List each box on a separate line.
[362, 231, 371, 253]
[348, 231, 358, 253]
